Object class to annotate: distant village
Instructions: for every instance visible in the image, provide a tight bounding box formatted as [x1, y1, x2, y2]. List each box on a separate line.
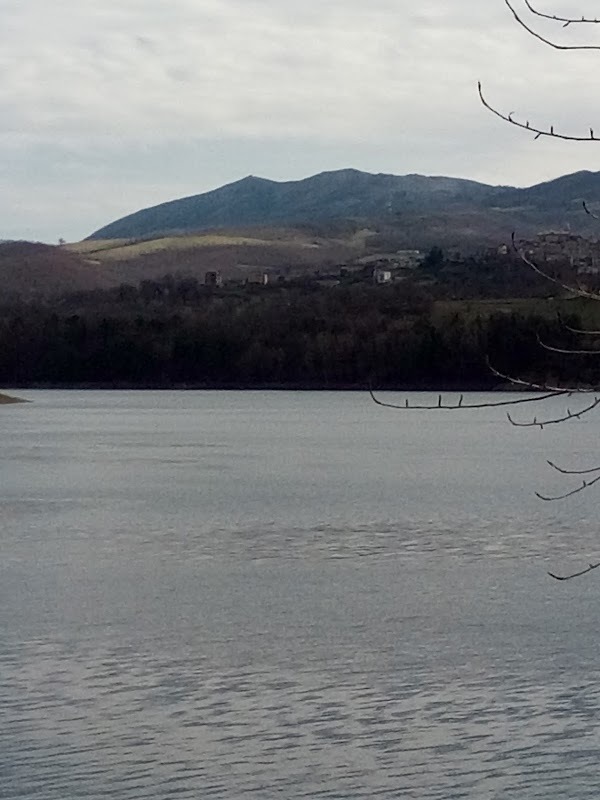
[202, 230, 600, 290]
[203, 248, 427, 289]
[518, 231, 600, 275]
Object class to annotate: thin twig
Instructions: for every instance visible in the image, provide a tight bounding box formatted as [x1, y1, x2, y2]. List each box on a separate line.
[524, 1, 600, 27]
[583, 200, 600, 220]
[507, 396, 600, 428]
[562, 323, 600, 335]
[536, 332, 600, 355]
[536, 471, 600, 501]
[547, 459, 600, 476]
[511, 233, 600, 301]
[559, 314, 600, 336]
[548, 562, 600, 580]
[505, 0, 600, 50]
[368, 386, 568, 411]
[486, 358, 584, 393]
[479, 83, 598, 141]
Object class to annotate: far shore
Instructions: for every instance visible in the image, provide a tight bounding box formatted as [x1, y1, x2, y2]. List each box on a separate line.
[0, 381, 562, 393]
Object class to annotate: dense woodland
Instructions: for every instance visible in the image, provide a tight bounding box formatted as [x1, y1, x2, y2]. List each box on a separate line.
[1, 248, 598, 389]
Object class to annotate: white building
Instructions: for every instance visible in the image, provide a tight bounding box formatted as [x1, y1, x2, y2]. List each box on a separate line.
[373, 267, 392, 284]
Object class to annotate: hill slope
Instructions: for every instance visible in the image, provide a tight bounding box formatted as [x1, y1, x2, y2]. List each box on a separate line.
[88, 169, 499, 240]
[0, 241, 115, 299]
[88, 168, 600, 241]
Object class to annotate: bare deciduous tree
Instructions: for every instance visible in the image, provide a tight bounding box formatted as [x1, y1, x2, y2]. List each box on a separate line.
[480, 1, 600, 141]
[373, 1, 600, 579]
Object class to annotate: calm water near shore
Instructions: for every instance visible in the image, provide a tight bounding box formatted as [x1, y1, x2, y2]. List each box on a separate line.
[1, 390, 600, 799]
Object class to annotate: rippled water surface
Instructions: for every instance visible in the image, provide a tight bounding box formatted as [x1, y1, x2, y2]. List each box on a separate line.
[2, 390, 600, 799]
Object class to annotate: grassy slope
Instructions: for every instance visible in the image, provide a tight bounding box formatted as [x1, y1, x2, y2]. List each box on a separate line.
[68, 228, 368, 259]
[68, 234, 287, 261]
[66, 227, 372, 284]
[0, 229, 372, 299]
[9, 206, 596, 298]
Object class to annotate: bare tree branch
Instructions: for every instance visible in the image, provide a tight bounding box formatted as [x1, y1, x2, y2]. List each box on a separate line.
[583, 200, 600, 220]
[536, 332, 600, 355]
[368, 386, 568, 411]
[505, 0, 600, 49]
[486, 358, 587, 393]
[559, 315, 600, 336]
[511, 232, 600, 301]
[507, 396, 600, 428]
[479, 83, 598, 141]
[524, 1, 600, 27]
[476, 3, 600, 578]
[547, 459, 600, 476]
[536, 470, 600, 500]
[548, 562, 600, 580]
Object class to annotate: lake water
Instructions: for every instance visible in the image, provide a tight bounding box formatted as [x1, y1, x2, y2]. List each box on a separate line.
[1, 390, 600, 799]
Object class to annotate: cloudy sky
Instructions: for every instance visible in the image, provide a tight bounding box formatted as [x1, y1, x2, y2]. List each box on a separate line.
[2, 0, 599, 242]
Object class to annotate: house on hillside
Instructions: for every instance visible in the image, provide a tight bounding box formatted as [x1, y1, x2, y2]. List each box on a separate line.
[358, 250, 423, 280]
[520, 231, 600, 273]
[394, 250, 424, 269]
[373, 267, 392, 284]
[245, 271, 270, 286]
[204, 271, 223, 287]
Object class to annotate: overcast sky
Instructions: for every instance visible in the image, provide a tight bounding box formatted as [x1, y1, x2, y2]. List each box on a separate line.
[2, 0, 600, 242]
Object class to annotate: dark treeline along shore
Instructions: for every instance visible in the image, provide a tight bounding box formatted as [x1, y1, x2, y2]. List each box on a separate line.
[2, 247, 600, 390]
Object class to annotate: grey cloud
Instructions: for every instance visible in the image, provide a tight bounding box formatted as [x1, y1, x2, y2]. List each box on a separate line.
[1, 0, 599, 240]
[0, 0, 524, 140]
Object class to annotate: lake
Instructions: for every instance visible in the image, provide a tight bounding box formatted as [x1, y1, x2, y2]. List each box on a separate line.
[1, 390, 600, 799]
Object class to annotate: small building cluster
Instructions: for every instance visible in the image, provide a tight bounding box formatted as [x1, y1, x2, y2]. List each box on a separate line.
[357, 250, 425, 285]
[202, 248, 426, 290]
[357, 250, 424, 271]
[204, 270, 269, 287]
[519, 231, 600, 275]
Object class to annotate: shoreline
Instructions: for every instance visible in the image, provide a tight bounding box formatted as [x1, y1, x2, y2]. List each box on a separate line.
[0, 392, 28, 404]
[2, 381, 542, 393]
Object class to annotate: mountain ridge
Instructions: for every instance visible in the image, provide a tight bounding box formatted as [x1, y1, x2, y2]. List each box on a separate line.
[4, 168, 600, 300]
[88, 168, 555, 241]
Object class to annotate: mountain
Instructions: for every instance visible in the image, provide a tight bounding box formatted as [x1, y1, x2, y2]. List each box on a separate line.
[87, 169, 497, 240]
[88, 168, 600, 241]
[493, 170, 600, 209]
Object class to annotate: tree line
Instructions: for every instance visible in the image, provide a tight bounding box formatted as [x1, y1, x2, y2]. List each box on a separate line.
[0, 274, 596, 388]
